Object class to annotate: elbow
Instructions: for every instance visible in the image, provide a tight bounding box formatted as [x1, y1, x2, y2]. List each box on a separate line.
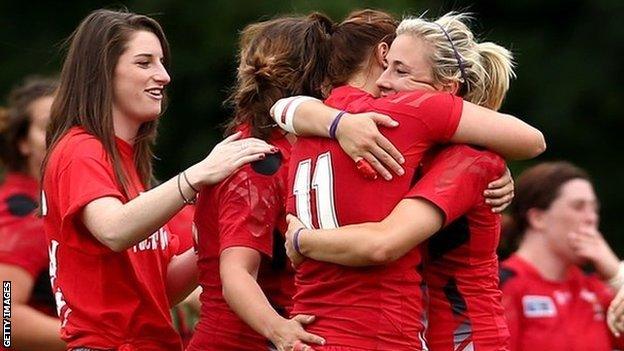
[98, 232, 131, 252]
[367, 241, 400, 265]
[532, 130, 547, 157]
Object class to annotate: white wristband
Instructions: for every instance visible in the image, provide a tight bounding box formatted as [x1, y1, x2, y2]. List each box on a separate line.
[608, 261, 624, 290]
[270, 96, 319, 134]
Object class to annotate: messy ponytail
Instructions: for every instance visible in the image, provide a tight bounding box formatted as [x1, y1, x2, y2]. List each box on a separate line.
[226, 12, 333, 140]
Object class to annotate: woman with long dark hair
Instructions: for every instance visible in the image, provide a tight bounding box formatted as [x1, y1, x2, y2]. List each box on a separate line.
[41, 9, 273, 350]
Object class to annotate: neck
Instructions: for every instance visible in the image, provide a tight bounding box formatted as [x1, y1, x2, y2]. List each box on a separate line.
[26, 159, 40, 182]
[112, 110, 140, 145]
[346, 69, 380, 96]
[516, 230, 570, 281]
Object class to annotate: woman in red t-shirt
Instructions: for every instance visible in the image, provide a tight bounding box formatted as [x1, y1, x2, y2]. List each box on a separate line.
[0, 77, 64, 350]
[187, 13, 332, 351]
[41, 9, 274, 351]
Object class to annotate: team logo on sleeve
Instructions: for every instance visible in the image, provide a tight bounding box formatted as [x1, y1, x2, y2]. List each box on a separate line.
[522, 295, 557, 318]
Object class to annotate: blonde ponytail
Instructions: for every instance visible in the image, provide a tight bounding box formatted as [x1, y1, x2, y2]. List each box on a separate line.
[477, 42, 515, 110]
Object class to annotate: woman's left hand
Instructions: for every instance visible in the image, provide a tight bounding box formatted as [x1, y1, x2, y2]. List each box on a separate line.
[484, 167, 514, 213]
[285, 215, 307, 267]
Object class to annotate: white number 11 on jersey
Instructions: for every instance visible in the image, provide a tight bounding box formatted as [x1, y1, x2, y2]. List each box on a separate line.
[293, 152, 338, 229]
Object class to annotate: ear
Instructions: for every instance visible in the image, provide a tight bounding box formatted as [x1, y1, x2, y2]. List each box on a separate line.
[441, 81, 461, 95]
[375, 42, 389, 66]
[18, 138, 31, 157]
[526, 208, 546, 231]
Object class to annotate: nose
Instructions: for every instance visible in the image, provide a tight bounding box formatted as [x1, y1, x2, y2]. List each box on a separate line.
[154, 63, 171, 86]
[582, 206, 599, 227]
[375, 67, 392, 90]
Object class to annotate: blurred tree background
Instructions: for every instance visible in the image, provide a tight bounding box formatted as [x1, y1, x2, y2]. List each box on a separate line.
[1, 0, 622, 252]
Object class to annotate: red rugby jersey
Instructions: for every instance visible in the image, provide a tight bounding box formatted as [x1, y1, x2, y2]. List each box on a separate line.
[188, 128, 294, 351]
[287, 85, 462, 350]
[500, 255, 624, 351]
[42, 127, 181, 351]
[0, 172, 55, 317]
[406, 145, 509, 351]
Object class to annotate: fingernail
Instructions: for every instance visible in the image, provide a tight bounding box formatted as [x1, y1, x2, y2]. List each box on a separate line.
[391, 121, 399, 126]
[399, 157, 405, 164]
[259, 154, 265, 159]
[385, 174, 393, 181]
[397, 169, 404, 176]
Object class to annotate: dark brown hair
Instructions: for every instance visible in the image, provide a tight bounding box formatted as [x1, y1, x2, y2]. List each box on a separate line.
[0, 76, 58, 173]
[508, 161, 591, 238]
[44, 9, 170, 196]
[225, 12, 333, 140]
[324, 9, 398, 94]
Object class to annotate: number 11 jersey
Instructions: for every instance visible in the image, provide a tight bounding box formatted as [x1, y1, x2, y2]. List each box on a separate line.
[286, 85, 462, 350]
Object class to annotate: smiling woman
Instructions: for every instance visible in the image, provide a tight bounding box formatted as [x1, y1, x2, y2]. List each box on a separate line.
[40, 9, 276, 351]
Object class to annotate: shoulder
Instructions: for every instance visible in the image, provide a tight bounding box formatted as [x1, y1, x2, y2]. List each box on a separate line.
[424, 145, 505, 179]
[499, 256, 528, 289]
[373, 90, 458, 113]
[48, 128, 110, 173]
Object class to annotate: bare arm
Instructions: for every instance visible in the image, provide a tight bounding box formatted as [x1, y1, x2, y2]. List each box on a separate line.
[81, 133, 275, 252]
[0, 264, 65, 351]
[166, 248, 199, 305]
[286, 199, 444, 267]
[220, 247, 325, 350]
[452, 101, 546, 160]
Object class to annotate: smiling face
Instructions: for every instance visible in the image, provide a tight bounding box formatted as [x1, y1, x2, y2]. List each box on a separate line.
[376, 33, 439, 97]
[112, 30, 170, 128]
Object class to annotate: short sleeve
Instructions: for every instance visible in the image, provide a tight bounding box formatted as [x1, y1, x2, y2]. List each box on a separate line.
[167, 205, 195, 255]
[373, 91, 463, 143]
[0, 219, 48, 278]
[405, 146, 504, 225]
[416, 92, 463, 142]
[57, 155, 125, 225]
[216, 167, 283, 257]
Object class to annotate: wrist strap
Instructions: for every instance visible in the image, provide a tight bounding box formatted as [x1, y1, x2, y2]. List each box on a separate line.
[293, 227, 305, 256]
[272, 96, 319, 134]
[329, 110, 347, 139]
[608, 261, 624, 290]
[177, 172, 197, 205]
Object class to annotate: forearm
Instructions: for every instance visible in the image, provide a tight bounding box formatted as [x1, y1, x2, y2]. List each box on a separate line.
[84, 172, 196, 251]
[221, 267, 284, 339]
[11, 304, 65, 351]
[167, 248, 199, 305]
[298, 223, 390, 266]
[297, 200, 443, 266]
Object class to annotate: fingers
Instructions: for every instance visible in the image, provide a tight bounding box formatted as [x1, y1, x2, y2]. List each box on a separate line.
[369, 113, 399, 128]
[484, 182, 514, 199]
[297, 331, 326, 346]
[355, 158, 378, 180]
[372, 136, 405, 173]
[485, 193, 514, 210]
[220, 131, 243, 144]
[487, 168, 513, 190]
[292, 314, 315, 324]
[362, 153, 392, 180]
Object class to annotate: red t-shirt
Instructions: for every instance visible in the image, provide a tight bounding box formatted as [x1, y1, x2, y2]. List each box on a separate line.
[500, 254, 624, 351]
[0, 172, 56, 317]
[41, 127, 181, 351]
[406, 145, 509, 350]
[287, 85, 462, 350]
[188, 128, 294, 351]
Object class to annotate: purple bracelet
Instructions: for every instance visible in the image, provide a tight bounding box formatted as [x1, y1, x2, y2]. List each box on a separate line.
[329, 110, 347, 139]
[293, 227, 305, 255]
